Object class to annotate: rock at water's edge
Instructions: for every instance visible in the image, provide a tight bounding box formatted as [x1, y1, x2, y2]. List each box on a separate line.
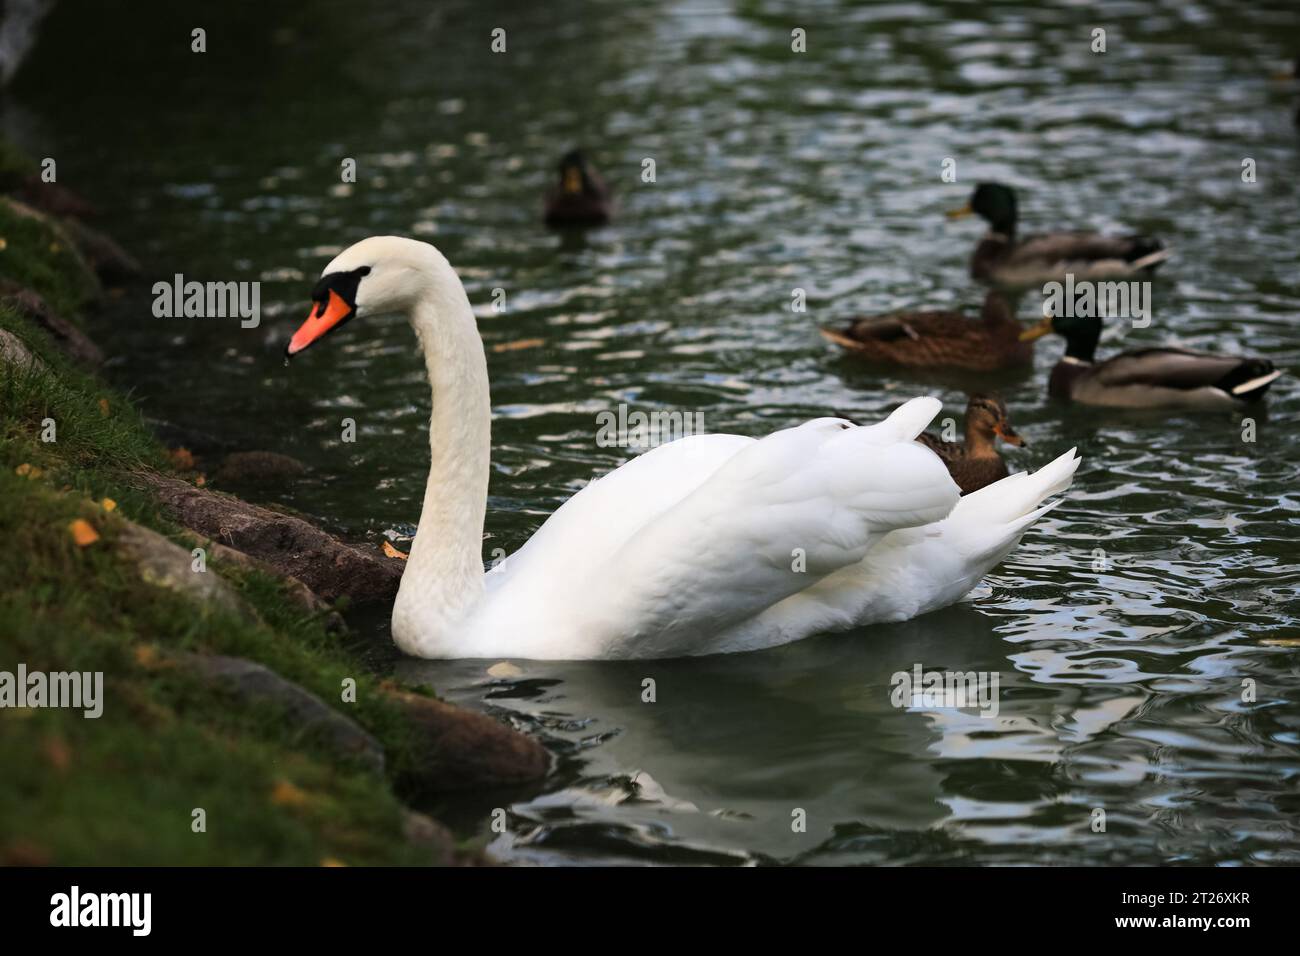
[383, 688, 551, 793]
[172, 652, 385, 773]
[131, 470, 403, 603]
[112, 520, 257, 624]
[0, 327, 43, 371]
[215, 450, 307, 485]
[0, 281, 103, 366]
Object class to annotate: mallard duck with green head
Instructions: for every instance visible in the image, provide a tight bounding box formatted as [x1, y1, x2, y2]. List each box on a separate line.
[1019, 311, 1283, 409]
[947, 183, 1170, 288]
[544, 149, 611, 226]
[915, 394, 1025, 494]
[820, 291, 1032, 371]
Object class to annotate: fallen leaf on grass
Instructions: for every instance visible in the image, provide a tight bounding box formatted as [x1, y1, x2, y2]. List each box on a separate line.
[98, 398, 110, 417]
[382, 541, 409, 561]
[0, 840, 51, 866]
[68, 518, 99, 547]
[271, 779, 309, 808]
[169, 447, 196, 470]
[134, 645, 160, 669]
[15, 463, 42, 479]
[43, 735, 71, 772]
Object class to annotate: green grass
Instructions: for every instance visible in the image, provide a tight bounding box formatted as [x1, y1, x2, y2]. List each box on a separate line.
[0, 296, 437, 865]
[0, 188, 100, 315]
[0, 139, 36, 192]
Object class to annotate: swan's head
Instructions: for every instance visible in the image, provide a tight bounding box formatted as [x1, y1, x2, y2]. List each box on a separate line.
[286, 236, 442, 357]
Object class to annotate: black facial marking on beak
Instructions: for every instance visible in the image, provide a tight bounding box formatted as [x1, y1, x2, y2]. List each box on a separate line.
[286, 265, 371, 358]
[309, 265, 370, 316]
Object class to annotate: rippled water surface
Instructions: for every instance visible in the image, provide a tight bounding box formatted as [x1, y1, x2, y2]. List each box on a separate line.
[19, 0, 1300, 863]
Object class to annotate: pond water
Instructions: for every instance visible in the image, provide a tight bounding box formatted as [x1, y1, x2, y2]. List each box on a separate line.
[15, 0, 1300, 864]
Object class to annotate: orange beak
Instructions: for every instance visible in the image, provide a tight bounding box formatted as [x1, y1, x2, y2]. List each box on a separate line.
[286, 289, 354, 357]
[994, 421, 1025, 447]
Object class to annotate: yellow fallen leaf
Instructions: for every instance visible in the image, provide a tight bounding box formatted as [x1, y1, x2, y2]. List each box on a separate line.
[68, 518, 99, 547]
[320, 858, 347, 867]
[492, 337, 545, 353]
[134, 645, 160, 668]
[271, 779, 309, 807]
[43, 735, 71, 773]
[100, 498, 117, 512]
[98, 398, 110, 417]
[382, 541, 408, 561]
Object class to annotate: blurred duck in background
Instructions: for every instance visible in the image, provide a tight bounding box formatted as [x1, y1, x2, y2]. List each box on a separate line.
[1271, 57, 1300, 125]
[1020, 310, 1283, 409]
[947, 182, 1169, 288]
[915, 394, 1024, 495]
[820, 290, 1032, 371]
[544, 149, 611, 226]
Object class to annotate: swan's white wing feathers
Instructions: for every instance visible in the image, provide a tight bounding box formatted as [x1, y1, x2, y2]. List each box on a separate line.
[484, 430, 753, 594]
[498, 398, 958, 657]
[704, 448, 1082, 654]
[468, 399, 959, 657]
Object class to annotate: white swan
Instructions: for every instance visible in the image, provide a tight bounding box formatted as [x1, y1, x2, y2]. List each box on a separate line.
[287, 237, 1080, 660]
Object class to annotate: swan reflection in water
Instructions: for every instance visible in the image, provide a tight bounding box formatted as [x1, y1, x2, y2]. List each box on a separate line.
[397, 594, 1164, 866]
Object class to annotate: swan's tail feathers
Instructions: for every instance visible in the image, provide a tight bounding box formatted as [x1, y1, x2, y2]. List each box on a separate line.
[864, 396, 943, 444]
[945, 448, 1080, 562]
[999, 498, 1063, 539]
[952, 447, 1079, 525]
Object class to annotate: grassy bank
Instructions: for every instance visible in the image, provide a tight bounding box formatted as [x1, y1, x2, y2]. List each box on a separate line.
[0, 184, 453, 865]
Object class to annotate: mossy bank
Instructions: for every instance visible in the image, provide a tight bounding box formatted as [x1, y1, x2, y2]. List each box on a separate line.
[0, 148, 547, 865]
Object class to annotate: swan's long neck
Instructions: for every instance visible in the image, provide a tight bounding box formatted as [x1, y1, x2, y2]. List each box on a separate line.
[392, 260, 491, 656]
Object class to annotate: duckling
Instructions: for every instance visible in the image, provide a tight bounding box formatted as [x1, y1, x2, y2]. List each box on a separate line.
[820, 291, 1032, 371]
[947, 183, 1170, 288]
[544, 149, 611, 226]
[1019, 311, 1283, 409]
[915, 394, 1024, 494]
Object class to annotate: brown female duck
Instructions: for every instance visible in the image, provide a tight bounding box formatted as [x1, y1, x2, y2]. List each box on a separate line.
[820, 291, 1031, 371]
[947, 183, 1169, 288]
[544, 149, 611, 226]
[916, 394, 1024, 494]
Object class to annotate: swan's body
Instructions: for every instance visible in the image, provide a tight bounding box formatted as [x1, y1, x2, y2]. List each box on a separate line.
[288, 237, 1080, 660]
